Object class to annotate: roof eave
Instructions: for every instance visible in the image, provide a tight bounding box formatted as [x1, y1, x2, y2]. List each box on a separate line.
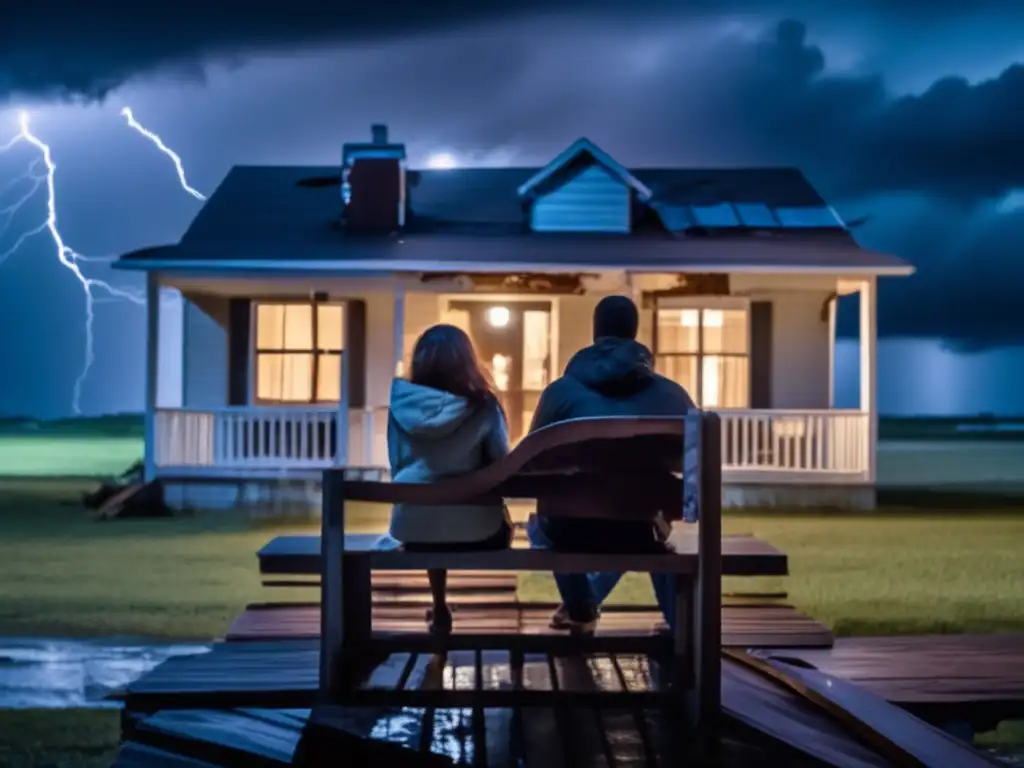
[112, 257, 914, 277]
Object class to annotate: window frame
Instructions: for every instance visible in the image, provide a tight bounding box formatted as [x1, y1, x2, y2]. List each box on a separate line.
[652, 296, 751, 409]
[249, 299, 346, 405]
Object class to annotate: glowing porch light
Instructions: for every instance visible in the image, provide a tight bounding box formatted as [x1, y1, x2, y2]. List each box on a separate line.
[486, 306, 511, 328]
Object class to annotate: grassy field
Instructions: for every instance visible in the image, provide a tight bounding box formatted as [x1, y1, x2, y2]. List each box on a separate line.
[0, 710, 120, 768]
[0, 415, 143, 478]
[2, 478, 1024, 639]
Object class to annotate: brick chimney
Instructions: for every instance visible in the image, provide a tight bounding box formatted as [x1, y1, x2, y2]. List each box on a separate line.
[341, 124, 406, 233]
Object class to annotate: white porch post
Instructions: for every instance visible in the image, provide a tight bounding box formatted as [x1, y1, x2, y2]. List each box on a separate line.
[143, 273, 159, 482]
[827, 295, 837, 408]
[859, 278, 878, 482]
[336, 303, 350, 467]
[393, 282, 406, 377]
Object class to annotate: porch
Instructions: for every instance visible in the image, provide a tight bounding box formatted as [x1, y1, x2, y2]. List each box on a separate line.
[152, 405, 871, 484]
[145, 269, 879, 502]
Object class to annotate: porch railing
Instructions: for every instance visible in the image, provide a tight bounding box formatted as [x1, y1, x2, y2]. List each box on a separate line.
[154, 406, 389, 470]
[719, 409, 868, 473]
[155, 407, 868, 475]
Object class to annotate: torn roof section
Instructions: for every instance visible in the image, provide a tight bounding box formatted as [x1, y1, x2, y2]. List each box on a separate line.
[115, 134, 912, 276]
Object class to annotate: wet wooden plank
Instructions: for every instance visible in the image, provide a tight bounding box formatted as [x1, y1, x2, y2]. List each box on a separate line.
[760, 634, 1024, 706]
[132, 709, 300, 766]
[124, 641, 321, 711]
[754, 655, 1005, 768]
[350, 650, 675, 708]
[721, 658, 891, 767]
[226, 601, 833, 649]
[112, 742, 220, 767]
[297, 706, 455, 767]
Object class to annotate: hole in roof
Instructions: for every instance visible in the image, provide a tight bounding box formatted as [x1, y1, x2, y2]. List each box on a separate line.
[296, 175, 341, 188]
[774, 207, 841, 227]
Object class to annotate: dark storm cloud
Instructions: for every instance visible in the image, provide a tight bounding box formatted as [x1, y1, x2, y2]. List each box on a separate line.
[832, 203, 1024, 349]
[682, 20, 1024, 203]
[2, 0, 1023, 100]
[4, 3, 1024, 351]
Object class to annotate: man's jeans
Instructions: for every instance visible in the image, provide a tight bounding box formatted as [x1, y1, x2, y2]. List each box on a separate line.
[526, 515, 677, 630]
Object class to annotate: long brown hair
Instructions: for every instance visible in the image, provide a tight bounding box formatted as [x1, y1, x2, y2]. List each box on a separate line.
[409, 324, 502, 412]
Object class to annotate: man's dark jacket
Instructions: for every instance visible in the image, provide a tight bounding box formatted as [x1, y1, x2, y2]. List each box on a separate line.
[529, 337, 696, 551]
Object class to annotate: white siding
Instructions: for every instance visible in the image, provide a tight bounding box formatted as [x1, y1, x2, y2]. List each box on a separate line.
[363, 291, 398, 407]
[403, 292, 441, 364]
[182, 296, 228, 408]
[531, 165, 631, 233]
[556, 295, 601, 374]
[766, 291, 832, 409]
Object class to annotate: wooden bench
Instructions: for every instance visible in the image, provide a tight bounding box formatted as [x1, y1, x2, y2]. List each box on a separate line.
[319, 412, 724, 733]
[258, 531, 787, 579]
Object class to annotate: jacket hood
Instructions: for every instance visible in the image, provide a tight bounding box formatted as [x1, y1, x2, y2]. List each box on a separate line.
[389, 378, 476, 439]
[564, 337, 656, 397]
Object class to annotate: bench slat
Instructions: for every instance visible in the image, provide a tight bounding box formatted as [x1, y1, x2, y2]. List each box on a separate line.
[258, 532, 787, 577]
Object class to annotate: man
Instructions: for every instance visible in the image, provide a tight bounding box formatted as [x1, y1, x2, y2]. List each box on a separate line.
[527, 294, 696, 633]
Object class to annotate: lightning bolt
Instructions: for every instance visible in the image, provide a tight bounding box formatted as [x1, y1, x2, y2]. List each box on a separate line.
[1, 108, 205, 415]
[120, 108, 206, 201]
[0, 111, 145, 414]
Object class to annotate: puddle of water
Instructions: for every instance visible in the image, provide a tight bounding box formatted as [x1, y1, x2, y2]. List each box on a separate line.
[0, 637, 210, 709]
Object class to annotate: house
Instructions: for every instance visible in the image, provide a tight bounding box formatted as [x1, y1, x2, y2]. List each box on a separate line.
[114, 125, 913, 510]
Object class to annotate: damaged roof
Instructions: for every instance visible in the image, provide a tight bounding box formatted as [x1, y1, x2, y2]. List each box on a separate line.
[116, 156, 912, 276]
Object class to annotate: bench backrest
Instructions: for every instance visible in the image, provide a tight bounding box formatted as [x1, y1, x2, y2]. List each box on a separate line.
[327, 411, 717, 524]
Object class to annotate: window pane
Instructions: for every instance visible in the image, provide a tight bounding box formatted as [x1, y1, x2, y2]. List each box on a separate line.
[257, 353, 313, 402]
[655, 355, 698, 398]
[283, 305, 314, 350]
[317, 305, 345, 352]
[702, 309, 748, 354]
[656, 309, 699, 353]
[522, 310, 550, 390]
[256, 304, 286, 350]
[316, 353, 342, 402]
[702, 355, 749, 408]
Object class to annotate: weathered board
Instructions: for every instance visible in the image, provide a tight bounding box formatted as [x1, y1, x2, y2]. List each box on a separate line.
[225, 601, 834, 649]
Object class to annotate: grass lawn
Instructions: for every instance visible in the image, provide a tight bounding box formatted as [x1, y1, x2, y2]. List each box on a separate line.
[0, 436, 142, 478]
[0, 710, 120, 768]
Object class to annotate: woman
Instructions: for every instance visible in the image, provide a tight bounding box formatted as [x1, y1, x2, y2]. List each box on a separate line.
[387, 324, 513, 633]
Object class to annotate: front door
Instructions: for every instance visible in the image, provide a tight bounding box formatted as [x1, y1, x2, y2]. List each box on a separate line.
[446, 301, 553, 442]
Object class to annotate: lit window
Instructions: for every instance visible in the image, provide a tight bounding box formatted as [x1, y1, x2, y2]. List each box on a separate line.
[655, 307, 748, 408]
[255, 302, 344, 403]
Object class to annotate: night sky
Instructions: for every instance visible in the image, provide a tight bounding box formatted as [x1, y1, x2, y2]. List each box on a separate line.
[2, 2, 1023, 419]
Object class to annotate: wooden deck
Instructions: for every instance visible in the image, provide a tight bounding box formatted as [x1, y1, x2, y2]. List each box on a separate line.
[226, 600, 836, 649]
[757, 634, 1024, 729]
[116, 654, 903, 767]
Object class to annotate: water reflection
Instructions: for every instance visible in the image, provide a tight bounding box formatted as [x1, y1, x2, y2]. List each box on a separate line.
[0, 637, 209, 708]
